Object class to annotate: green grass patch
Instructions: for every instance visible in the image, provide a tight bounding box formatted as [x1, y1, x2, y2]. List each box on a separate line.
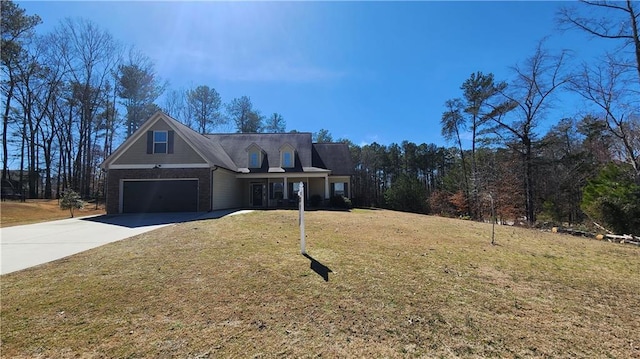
[2, 210, 639, 357]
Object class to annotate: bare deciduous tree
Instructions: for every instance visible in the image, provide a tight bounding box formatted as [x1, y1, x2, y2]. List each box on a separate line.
[558, 0, 640, 82]
[559, 2, 640, 181]
[50, 18, 119, 197]
[162, 88, 187, 124]
[488, 43, 569, 224]
[1, 0, 41, 182]
[569, 56, 640, 177]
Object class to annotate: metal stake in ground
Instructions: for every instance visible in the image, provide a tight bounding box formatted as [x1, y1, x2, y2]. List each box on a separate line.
[299, 182, 306, 254]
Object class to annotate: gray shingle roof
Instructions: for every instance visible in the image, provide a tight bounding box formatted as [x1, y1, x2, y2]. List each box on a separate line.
[312, 143, 355, 176]
[169, 116, 238, 171]
[105, 111, 351, 175]
[207, 133, 315, 173]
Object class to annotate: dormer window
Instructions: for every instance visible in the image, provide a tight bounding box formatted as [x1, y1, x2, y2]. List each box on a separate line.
[247, 144, 263, 168]
[283, 152, 292, 167]
[280, 144, 295, 168]
[250, 152, 259, 167]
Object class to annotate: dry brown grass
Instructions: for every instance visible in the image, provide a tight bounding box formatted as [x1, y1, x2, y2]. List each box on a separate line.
[1, 209, 639, 358]
[0, 199, 105, 227]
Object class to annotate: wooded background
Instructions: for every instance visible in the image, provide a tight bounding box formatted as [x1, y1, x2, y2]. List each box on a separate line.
[2, 1, 639, 234]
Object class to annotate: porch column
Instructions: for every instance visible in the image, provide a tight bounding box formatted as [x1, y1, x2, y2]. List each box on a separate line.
[324, 174, 330, 199]
[284, 176, 289, 199]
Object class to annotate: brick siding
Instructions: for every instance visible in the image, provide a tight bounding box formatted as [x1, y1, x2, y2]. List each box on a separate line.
[105, 168, 211, 214]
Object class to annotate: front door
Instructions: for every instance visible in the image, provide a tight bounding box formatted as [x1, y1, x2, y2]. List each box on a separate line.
[252, 184, 263, 206]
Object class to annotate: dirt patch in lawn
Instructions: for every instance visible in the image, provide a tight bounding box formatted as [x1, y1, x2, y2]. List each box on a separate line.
[1, 209, 639, 357]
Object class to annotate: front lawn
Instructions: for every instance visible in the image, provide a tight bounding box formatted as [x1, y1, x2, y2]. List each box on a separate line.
[1, 209, 638, 357]
[0, 199, 105, 227]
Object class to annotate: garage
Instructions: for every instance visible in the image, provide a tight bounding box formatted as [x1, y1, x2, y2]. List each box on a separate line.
[122, 179, 198, 213]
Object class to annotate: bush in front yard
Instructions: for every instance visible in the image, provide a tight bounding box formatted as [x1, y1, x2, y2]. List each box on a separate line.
[309, 194, 323, 207]
[330, 195, 352, 209]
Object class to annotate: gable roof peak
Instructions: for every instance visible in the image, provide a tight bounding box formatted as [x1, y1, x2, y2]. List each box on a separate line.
[246, 142, 264, 152]
[279, 143, 296, 151]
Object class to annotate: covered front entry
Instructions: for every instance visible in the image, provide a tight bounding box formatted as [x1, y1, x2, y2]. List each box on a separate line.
[122, 179, 198, 213]
[238, 170, 337, 208]
[252, 183, 264, 206]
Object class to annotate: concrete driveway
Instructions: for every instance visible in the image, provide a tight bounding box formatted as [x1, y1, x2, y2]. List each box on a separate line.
[0, 210, 251, 275]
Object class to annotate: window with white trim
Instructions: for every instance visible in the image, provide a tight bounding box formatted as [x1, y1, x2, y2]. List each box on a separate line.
[154, 131, 168, 154]
[283, 152, 292, 167]
[246, 144, 264, 168]
[280, 145, 295, 168]
[249, 151, 260, 168]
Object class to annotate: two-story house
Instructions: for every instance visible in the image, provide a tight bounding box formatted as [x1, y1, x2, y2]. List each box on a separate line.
[101, 111, 354, 214]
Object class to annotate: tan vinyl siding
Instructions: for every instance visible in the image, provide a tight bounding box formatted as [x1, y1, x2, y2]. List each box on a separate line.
[212, 168, 243, 209]
[114, 121, 207, 165]
[240, 179, 252, 206]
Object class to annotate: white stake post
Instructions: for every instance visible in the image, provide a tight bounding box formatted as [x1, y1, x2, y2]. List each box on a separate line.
[298, 182, 306, 254]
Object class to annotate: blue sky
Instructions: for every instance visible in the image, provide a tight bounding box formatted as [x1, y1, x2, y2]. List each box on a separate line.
[19, 1, 611, 147]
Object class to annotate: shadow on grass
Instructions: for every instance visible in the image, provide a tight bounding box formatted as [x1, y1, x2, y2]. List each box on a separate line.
[303, 253, 332, 282]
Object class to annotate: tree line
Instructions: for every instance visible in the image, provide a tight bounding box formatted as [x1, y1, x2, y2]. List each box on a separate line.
[2, 1, 639, 234]
[1, 1, 293, 201]
[347, 1, 640, 234]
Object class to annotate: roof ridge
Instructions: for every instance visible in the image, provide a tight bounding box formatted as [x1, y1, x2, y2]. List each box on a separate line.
[161, 113, 239, 171]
